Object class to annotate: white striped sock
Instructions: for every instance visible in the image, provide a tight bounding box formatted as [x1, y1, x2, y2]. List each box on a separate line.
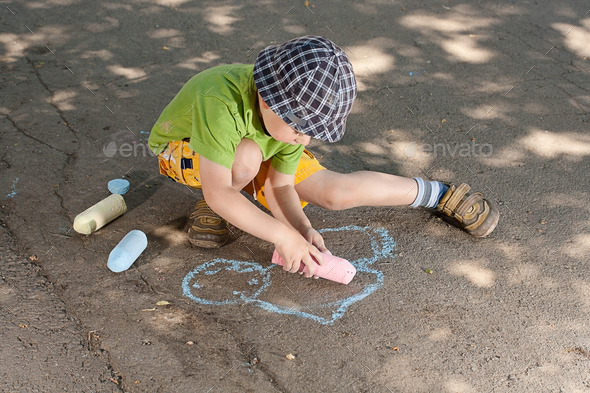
[426, 181, 441, 208]
[410, 177, 425, 208]
[411, 177, 444, 208]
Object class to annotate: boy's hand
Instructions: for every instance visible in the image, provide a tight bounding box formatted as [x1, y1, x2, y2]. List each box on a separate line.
[275, 229, 325, 278]
[301, 227, 331, 256]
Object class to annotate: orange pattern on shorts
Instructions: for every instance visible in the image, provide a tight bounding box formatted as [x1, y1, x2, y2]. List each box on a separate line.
[158, 140, 202, 188]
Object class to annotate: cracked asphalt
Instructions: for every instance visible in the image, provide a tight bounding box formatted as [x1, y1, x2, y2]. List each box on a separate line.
[1, 1, 590, 392]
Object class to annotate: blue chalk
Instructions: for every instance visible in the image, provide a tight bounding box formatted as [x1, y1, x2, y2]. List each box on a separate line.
[108, 179, 130, 194]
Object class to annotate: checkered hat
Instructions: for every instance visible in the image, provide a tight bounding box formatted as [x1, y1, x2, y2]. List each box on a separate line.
[253, 36, 357, 143]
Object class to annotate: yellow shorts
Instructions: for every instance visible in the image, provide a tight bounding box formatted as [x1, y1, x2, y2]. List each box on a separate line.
[157, 140, 326, 209]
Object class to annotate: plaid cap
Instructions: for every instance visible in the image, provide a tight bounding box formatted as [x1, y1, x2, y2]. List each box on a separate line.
[253, 36, 357, 143]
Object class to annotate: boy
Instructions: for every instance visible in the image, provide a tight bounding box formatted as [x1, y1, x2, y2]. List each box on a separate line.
[148, 36, 499, 278]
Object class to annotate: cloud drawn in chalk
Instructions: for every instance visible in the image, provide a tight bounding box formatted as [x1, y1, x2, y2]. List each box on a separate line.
[182, 225, 396, 325]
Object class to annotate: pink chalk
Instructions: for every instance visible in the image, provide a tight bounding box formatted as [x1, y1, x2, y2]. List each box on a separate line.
[272, 249, 356, 285]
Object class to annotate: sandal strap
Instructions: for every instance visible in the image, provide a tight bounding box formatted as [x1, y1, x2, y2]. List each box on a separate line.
[464, 199, 491, 231]
[455, 192, 483, 218]
[441, 183, 470, 216]
[189, 199, 213, 220]
[187, 198, 229, 248]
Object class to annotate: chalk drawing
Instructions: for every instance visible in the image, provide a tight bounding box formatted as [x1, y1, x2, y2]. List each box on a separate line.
[6, 178, 20, 198]
[182, 225, 396, 325]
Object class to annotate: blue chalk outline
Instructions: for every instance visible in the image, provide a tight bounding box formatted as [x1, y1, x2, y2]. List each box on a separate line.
[7, 178, 19, 198]
[182, 225, 396, 325]
[182, 260, 273, 306]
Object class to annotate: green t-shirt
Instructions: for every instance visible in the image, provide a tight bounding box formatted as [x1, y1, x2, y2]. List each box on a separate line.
[148, 64, 304, 175]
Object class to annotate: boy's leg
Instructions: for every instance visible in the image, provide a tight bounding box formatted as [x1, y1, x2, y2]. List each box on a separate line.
[294, 170, 419, 210]
[295, 169, 499, 237]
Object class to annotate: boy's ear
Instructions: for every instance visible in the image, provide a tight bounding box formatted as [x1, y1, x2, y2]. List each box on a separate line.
[258, 93, 270, 110]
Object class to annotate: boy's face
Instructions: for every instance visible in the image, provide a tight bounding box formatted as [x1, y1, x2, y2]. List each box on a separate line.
[258, 94, 311, 146]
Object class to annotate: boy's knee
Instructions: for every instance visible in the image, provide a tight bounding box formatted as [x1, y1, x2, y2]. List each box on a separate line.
[232, 138, 262, 188]
[231, 164, 259, 188]
[318, 187, 356, 211]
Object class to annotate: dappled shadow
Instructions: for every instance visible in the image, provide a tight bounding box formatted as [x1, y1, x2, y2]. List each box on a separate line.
[553, 18, 590, 57]
[122, 169, 163, 212]
[400, 5, 500, 64]
[483, 128, 590, 166]
[448, 259, 497, 288]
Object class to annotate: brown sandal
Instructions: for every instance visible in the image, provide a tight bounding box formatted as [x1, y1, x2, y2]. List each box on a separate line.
[435, 183, 499, 237]
[187, 199, 229, 248]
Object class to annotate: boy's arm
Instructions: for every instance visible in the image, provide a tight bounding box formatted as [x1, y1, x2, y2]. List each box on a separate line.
[199, 156, 324, 277]
[263, 165, 329, 257]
